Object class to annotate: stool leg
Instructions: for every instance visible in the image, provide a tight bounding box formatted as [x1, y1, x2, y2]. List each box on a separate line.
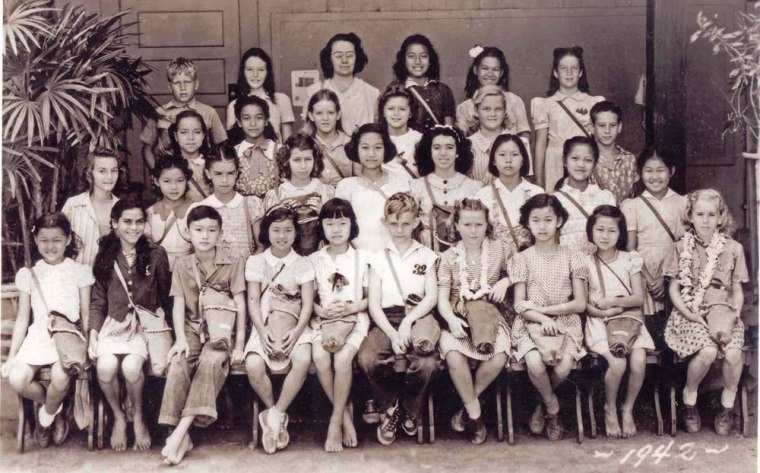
[741, 383, 749, 437]
[496, 375, 504, 442]
[506, 375, 514, 445]
[588, 386, 597, 439]
[17, 396, 26, 454]
[654, 383, 663, 436]
[428, 393, 435, 444]
[417, 398, 425, 444]
[250, 396, 259, 450]
[575, 386, 584, 444]
[97, 397, 105, 450]
[669, 385, 677, 437]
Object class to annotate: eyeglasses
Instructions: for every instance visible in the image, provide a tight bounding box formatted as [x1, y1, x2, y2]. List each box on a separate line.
[331, 52, 356, 61]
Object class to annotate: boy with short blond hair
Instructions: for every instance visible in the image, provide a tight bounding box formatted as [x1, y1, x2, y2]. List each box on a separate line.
[141, 57, 227, 170]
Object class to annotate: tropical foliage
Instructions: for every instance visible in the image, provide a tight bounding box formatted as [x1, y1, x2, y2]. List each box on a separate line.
[2, 0, 156, 275]
[690, 4, 760, 143]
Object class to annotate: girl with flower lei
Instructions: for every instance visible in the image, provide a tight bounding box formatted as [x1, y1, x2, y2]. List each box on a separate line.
[436, 198, 513, 444]
[663, 189, 749, 436]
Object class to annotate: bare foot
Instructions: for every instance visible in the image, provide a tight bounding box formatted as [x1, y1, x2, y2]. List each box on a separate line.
[111, 415, 128, 452]
[161, 429, 183, 464]
[324, 418, 343, 453]
[621, 409, 637, 438]
[164, 432, 193, 465]
[604, 405, 621, 438]
[342, 407, 357, 448]
[133, 417, 152, 451]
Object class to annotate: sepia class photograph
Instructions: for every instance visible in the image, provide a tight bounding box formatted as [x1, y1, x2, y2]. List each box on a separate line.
[0, 0, 758, 471]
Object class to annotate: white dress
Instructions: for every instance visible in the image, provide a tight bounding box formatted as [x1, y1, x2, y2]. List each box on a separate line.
[13, 259, 94, 366]
[334, 174, 410, 251]
[385, 129, 423, 181]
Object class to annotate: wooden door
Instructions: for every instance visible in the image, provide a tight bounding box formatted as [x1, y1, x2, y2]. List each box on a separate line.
[120, 0, 241, 186]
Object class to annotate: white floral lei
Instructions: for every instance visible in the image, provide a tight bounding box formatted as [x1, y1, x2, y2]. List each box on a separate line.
[679, 231, 726, 314]
[456, 239, 491, 301]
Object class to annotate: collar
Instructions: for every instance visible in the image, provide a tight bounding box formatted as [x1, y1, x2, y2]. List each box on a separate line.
[317, 245, 356, 262]
[205, 193, 244, 209]
[385, 239, 424, 259]
[404, 78, 435, 88]
[190, 155, 205, 166]
[165, 98, 198, 110]
[316, 131, 351, 152]
[237, 140, 275, 159]
[550, 91, 589, 102]
[427, 172, 467, 189]
[468, 131, 496, 152]
[193, 247, 233, 268]
[598, 146, 627, 170]
[560, 180, 601, 195]
[281, 178, 320, 194]
[264, 248, 298, 267]
[494, 177, 531, 194]
[641, 188, 678, 201]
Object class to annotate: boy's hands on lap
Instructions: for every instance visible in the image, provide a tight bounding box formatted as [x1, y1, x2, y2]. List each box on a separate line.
[648, 278, 665, 299]
[397, 319, 412, 350]
[168, 339, 190, 361]
[390, 330, 406, 355]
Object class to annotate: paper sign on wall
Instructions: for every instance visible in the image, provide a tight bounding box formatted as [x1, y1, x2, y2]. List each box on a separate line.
[291, 70, 321, 108]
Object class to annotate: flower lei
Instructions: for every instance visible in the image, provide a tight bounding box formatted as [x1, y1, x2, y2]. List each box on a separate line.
[456, 239, 491, 301]
[678, 230, 726, 314]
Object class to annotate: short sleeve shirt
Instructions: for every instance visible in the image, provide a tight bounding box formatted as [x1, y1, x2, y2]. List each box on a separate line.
[367, 241, 439, 308]
[16, 258, 94, 323]
[309, 246, 369, 306]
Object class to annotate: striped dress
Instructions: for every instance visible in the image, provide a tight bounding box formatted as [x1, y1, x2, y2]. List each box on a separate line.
[61, 192, 119, 266]
[437, 238, 514, 361]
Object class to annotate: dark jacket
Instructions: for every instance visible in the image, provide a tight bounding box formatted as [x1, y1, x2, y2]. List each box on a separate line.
[90, 244, 172, 332]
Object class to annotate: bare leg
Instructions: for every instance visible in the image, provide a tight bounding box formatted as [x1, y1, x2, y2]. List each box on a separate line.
[44, 362, 71, 417]
[446, 351, 476, 406]
[245, 354, 274, 408]
[721, 348, 743, 407]
[473, 353, 508, 397]
[275, 345, 311, 413]
[685, 347, 718, 403]
[600, 352, 626, 438]
[525, 351, 559, 414]
[8, 363, 45, 404]
[335, 346, 359, 449]
[122, 354, 150, 451]
[621, 348, 645, 438]
[97, 355, 127, 452]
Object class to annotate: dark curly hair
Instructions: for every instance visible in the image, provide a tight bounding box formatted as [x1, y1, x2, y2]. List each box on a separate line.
[377, 84, 419, 131]
[345, 123, 397, 164]
[168, 110, 211, 158]
[317, 198, 360, 243]
[259, 206, 300, 249]
[276, 132, 325, 179]
[488, 134, 531, 178]
[586, 205, 628, 250]
[92, 195, 151, 285]
[414, 126, 473, 176]
[234, 48, 277, 103]
[30, 212, 80, 262]
[518, 193, 569, 237]
[547, 46, 590, 97]
[464, 46, 510, 99]
[392, 34, 441, 82]
[319, 32, 369, 79]
[228, 95, 279, 144]
[151, 155, 193, 197]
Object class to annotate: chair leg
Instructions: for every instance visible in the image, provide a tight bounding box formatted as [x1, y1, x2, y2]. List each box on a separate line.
[575, 386, 584, 444]
[669, 385, 677, 437]
[97, 397, 105, 450]
[496, 375, 504, 442]
[741, 383, 749, 437]
[416, 396, 425, 445]
[506, 375, 514, 445]
[251, 396, 259, 450]
[588, 386, 597, 439]
[654, 383, 664, 436]
[17, 396, 26, 454]
[428, 392, 435, 444]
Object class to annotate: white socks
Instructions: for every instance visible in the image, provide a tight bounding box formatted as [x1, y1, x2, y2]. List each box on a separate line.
[683, 387, 698, 406]
[721, 387, 737, 409]
[464, 399, 481, 420]
[38, 403, 62, 428]
[267, 406, 284, 429]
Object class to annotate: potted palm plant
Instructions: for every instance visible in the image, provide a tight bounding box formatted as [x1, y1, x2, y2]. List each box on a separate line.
[1, 0, 156, 330]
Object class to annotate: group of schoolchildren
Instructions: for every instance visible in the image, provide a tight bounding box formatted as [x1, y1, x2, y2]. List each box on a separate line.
[2, 31, 750, 465]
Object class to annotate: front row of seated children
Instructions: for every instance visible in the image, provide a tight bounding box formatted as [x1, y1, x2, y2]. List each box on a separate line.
[3, 180, 748, 462]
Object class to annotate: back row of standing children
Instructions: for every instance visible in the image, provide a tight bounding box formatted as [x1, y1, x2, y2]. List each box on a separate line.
[1, 30, 748, 467]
